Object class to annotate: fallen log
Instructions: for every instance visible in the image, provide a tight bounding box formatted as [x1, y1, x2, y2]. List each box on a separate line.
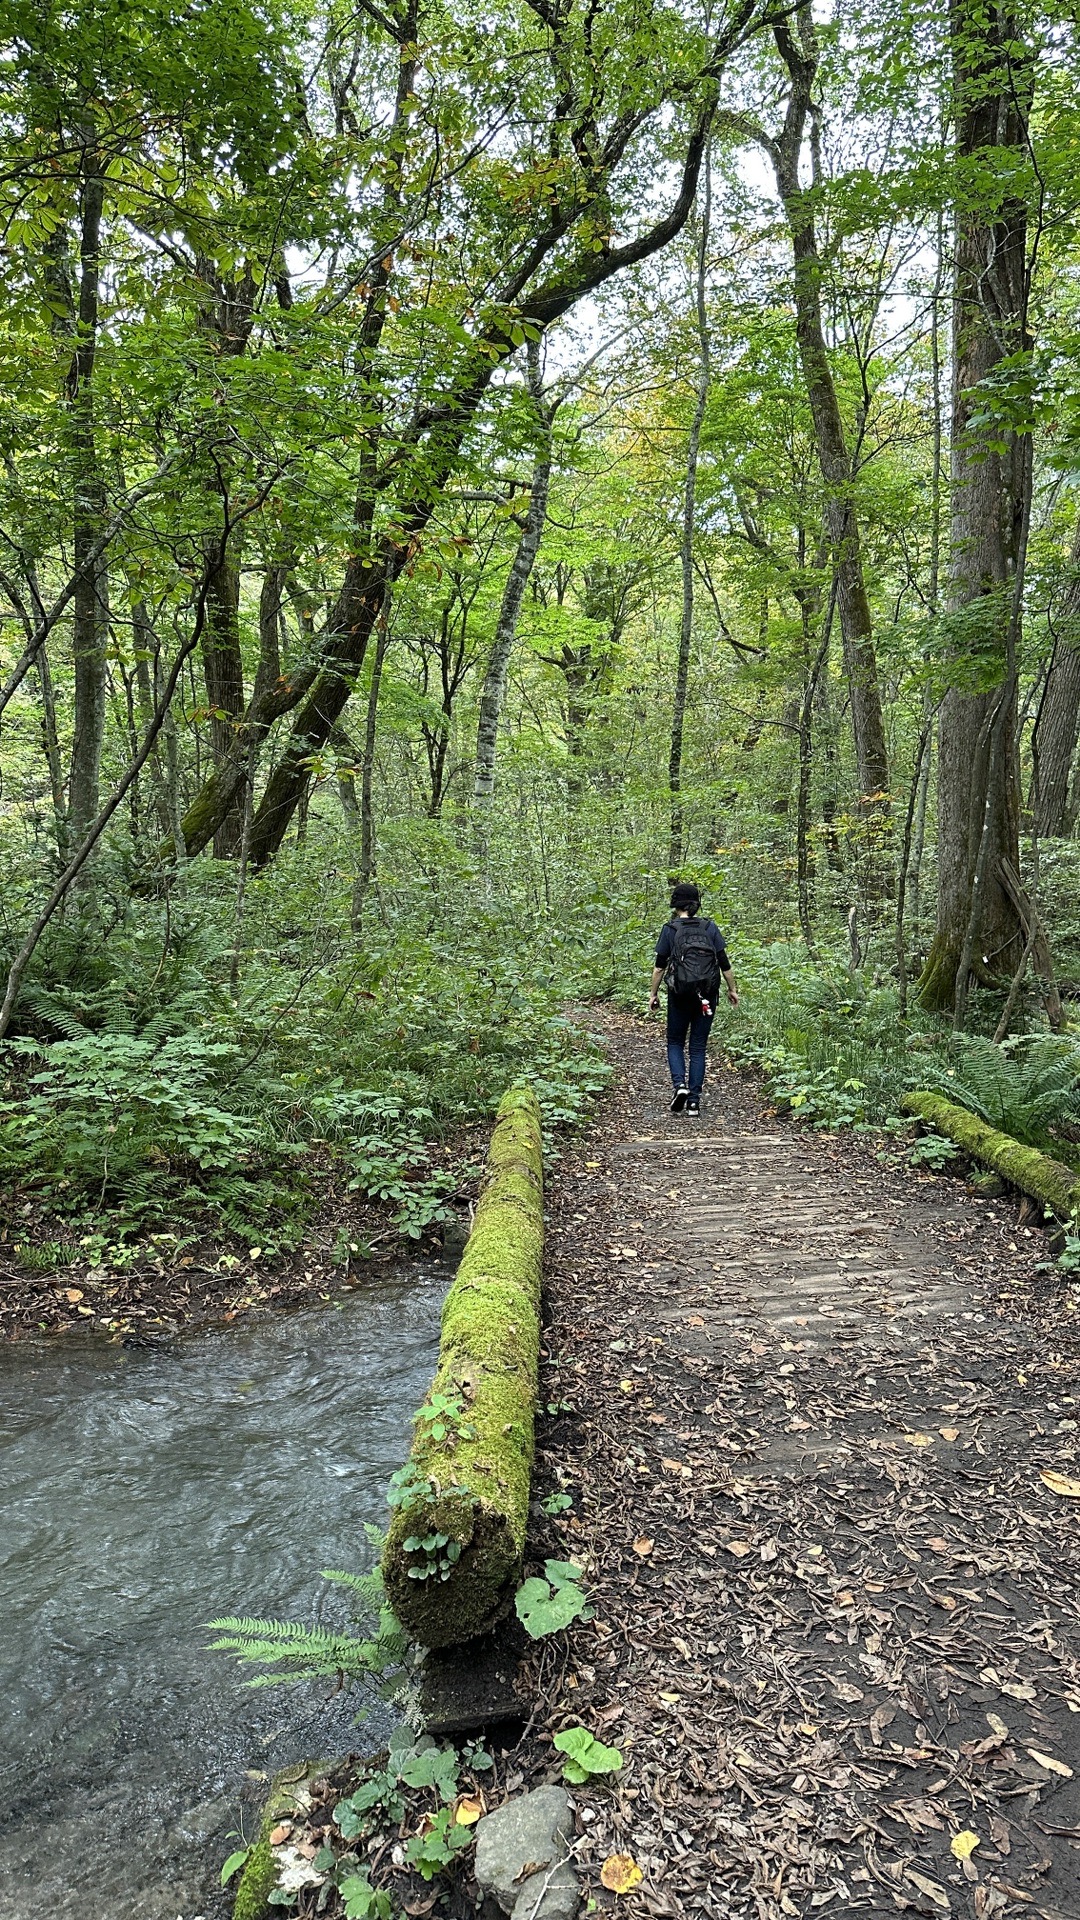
[902, 1090, 1080, 1220]
[382, 1085, 544, 1649]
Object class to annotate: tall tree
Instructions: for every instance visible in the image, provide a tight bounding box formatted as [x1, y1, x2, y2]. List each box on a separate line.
[1031, 519, 1080, 838]
[719, 5, 890, 809]
[669, 161, 711, 867]
[473, 342, 553, 855]
[919, 0, 1033, 1013]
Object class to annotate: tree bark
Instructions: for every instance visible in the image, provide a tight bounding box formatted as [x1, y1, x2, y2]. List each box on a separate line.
[765, 14, 889, 808]
[669, 160, 711, 867]
[66, 156, 109, 857]
[473, 342, 552, 856]
[1031, 520, 1080, 837]
[919, 0, 1032, 1012]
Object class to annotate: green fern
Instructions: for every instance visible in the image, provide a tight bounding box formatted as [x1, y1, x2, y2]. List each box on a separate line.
[927, 1033, 1080, 1159]
[208, 1543, 411, 1692]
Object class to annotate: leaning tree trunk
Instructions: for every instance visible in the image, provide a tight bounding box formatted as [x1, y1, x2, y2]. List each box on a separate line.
[669, 162, 711, 868]
[1031, 520, 1080, 838]
[918, 0, 1032, 1013]
[473, 342, 553, 860]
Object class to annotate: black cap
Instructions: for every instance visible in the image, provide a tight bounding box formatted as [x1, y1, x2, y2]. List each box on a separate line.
[670, 882, 701, 913]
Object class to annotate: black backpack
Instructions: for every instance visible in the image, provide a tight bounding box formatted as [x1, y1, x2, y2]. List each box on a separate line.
[667, 917, 722, 1000]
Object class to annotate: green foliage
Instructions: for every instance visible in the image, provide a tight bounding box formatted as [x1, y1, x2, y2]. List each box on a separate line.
[515, 1558, 592, 1638]
[922, 1035, 1080, 1165]
[220, 1846, 251, 1887]
[339, 1875, 392, 1920]
[405, 1806, 473, 1881]
[208, 1536, 411, 1697]
[552, 1726, 624, 1785]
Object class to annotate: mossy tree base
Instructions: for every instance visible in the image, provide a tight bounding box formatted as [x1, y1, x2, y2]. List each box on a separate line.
[902, 1091, 1080, 1220]
[382, 1086, 544, 1649]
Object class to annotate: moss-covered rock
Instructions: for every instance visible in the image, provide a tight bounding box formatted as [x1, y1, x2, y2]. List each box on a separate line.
[902, 1091, 1080, 1220]
[382, 1086, 544, 1649]
[231, 1761, 322, 1920]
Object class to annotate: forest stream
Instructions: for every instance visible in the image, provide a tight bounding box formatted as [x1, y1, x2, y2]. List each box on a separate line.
[0, 1253, 454, 1920]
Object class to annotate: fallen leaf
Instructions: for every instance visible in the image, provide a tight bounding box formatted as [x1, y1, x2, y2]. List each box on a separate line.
[904, 1867, 950, 1909]
[725, 1540, 752, 1557]
[1040, 1468, 1080, 1497]
[601, 1854, 643, 1894]
[618, 1379, 635, 1393]
[632, 1536, 654, 1557]
[268, 1822, 293, 1846]
[986, 1712, 1009, 1737]
[926, 1537, 950, 1553]
[454, 1795, 483, 1826]
[905, 1432, 933, 1448]
[1000, 1679, 1036, 1702]
[934, 1593, 959, 1610]
[760, 1539, 779, 1562]
[939, 1427, 960, 1442]
[1027, 1748, 1074, 1777]
[951, 1831, 981, 1861]
[63, 1287, 84, 1303]
[686, 1314, 705, 1327]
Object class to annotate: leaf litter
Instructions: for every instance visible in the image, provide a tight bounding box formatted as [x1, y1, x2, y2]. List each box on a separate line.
[519, 1011, 1080, 1919]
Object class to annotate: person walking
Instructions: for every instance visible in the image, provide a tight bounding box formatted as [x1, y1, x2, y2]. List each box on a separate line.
[649, 882, 738, 1114]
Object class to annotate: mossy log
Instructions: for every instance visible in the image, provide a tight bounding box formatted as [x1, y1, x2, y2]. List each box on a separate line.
[382, 1086, 544, 1650]
[902, 1091, 1080, 1220]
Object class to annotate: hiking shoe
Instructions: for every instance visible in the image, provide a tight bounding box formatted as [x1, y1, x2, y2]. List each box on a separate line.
[686, 1096, 701, 1115]
[669, 1086, 688, 1113]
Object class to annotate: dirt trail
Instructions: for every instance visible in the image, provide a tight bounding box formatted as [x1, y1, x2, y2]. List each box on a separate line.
[527, 1013, 1080, 1920]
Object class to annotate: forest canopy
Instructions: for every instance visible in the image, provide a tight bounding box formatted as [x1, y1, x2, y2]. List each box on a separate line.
[4, 0, 1080, 1251]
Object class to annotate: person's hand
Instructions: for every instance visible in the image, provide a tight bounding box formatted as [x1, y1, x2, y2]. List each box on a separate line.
[727, 986, 740, 1007]
[648, 994, 659, 1012]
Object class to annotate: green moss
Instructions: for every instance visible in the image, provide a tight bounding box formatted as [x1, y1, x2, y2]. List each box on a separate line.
[232, 1838, 276, 1920]
[230, 1762, 323, 1920]
[382, 1086, 544, 1648]
[902, 1091, 1080, 1219]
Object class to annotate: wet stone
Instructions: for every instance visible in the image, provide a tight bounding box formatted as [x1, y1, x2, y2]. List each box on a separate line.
[474, 1785, 578, 1919]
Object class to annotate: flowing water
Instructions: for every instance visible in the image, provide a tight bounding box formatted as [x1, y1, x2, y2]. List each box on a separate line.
[0, 1258, 451, 1919]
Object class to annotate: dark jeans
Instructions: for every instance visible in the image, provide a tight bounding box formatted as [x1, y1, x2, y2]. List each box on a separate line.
[666, 991, 714, 1096]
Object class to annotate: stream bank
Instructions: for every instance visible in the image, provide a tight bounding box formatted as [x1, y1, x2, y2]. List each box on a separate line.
[0, 1249, 454, 1919]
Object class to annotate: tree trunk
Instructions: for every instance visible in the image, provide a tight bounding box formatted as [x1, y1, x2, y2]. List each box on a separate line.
[919, 0, 1032, 1012]
[473, 343, 553, 855]
[769, 14, 889, 809]
[669, 162, 712, 867]
[1031, 520, 1080, 837]
[66, 159, 109, 858]
[202, 545, 246, 856]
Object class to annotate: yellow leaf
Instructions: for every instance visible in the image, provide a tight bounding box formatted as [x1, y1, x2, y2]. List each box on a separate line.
[951, 1830, 980, 1861]
[1040, 1468, 1080, 1498]
[632, 1536, 654, 1557]
[619, 1379, 635, 1393]
[939, 1426, 960, 1442]
[904, 1432, 933, 1447]
[601, 1854, 643, 1895]
[1027, 1748, 1074, 1777]
[63, 1287, 84, 1302]
[585, 1161, 601, 1169]
[454, 1795, 484, 1826]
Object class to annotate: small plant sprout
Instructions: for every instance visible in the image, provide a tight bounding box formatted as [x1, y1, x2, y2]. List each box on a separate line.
[553, 1726, 624, 1785]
